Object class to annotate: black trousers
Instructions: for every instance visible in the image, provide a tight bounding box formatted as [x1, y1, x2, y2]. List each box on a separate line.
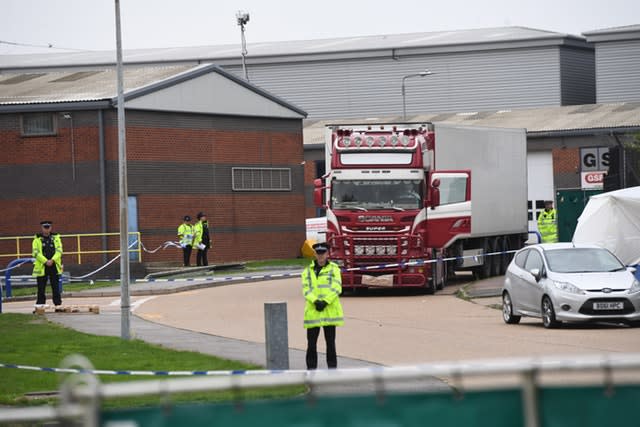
[36, 265, 62, 306]
[306, 325, 337, 370]
[182, 245, 192, 266]
[196, 248, 208, 266]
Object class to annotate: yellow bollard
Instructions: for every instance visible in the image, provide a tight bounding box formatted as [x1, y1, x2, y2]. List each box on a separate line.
[301, 239, 317, 259]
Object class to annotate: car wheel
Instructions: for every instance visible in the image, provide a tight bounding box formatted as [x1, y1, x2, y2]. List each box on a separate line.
[541, 296, 560, 329]
[502, 291, 521, 324]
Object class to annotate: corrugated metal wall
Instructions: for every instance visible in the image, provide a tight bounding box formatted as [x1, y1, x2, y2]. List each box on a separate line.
[223, 46, 577, 119]
[560, 47, 595, 105]
[594, 40, 640, 103]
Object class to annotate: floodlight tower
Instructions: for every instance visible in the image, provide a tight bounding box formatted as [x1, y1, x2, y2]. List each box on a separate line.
[236, 10, 250, 81]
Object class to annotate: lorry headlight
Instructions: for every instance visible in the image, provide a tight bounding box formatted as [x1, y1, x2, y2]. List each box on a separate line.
[355, 246, 364, 255]
[552, 281, 585, 295]
[366, 246, 375, 255]
[387, 246, 397, 255]
[629, 279, 640, 294]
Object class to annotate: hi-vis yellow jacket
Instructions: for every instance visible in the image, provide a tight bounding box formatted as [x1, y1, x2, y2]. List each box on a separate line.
[302, 260, 344, 328]
[177, 223, 194, 247]
[538, 208, 558, 243]
[32, 233, 63, 277]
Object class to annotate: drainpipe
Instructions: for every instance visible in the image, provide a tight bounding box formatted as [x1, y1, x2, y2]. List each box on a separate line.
[98, 110, 107, 265]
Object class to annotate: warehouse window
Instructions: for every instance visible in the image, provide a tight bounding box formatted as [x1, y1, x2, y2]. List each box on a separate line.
[21, 113, 57, 136]
[232, 167, 292, 191]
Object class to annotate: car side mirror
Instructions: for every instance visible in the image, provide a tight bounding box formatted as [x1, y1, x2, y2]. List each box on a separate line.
[529, 268, 543, 282]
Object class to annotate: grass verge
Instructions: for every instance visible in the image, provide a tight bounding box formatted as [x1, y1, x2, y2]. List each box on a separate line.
[244, 258, 310, 270]
[0, 313, 304, 408]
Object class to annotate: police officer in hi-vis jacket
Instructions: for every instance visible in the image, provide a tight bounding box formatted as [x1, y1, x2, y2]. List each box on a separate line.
[301, 242, 344, 369]
[537, 200, 558, 243]
[177, 215, 195, 266]
[32, 220, 63, 310]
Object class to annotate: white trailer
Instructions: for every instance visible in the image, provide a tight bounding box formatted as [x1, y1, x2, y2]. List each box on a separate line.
[430, 124, 528, 277]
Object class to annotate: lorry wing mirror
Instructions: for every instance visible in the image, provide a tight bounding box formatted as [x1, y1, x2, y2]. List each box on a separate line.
[313, 178, 327, 208]
[428, 178, 441, 209]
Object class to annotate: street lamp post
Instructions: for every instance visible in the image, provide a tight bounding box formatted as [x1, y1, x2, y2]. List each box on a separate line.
[236, 11, 250, 81]
[402, 70, 432, 121]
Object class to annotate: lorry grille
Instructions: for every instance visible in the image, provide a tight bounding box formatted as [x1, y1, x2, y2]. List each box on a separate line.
[353, 238, 399, 257]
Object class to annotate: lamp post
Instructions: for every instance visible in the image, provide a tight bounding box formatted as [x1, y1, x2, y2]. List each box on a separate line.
[114, 0, 131, 340]
[402, 70, 432, 121]
[236, 10, 250, 81]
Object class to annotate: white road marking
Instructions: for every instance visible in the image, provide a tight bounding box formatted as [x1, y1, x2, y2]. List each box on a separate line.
[108, 296, 157, 312]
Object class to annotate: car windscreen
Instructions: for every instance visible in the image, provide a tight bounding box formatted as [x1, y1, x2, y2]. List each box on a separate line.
[544, 248, 625, 273]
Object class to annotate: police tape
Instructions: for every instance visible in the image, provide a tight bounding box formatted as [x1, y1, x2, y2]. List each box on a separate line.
[346, 249, 518, 272]
[135, 250, 517, 283]
[135, 272, 301, 283]
[3, 249, 517, 284]
[0, 362, 299, 376]
[0, 240, 182, 278]
[71, 240, 179, 280]
[0, 259, 34, 274]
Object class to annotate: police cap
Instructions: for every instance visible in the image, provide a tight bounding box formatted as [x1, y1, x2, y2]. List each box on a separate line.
[312, 242, 330, 253]
[40, 220, 53, 227]
[183, 215, 191, 221]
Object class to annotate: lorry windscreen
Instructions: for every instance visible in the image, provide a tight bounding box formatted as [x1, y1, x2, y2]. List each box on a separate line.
[331, 180, 423, 210]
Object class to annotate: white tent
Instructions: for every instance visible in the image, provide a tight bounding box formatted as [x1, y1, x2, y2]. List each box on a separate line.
[572, 186, 640, 265]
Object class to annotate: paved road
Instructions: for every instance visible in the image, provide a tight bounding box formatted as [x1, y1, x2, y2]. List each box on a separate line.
[131, 278, 640, 366]
[4, 276, 640, 393]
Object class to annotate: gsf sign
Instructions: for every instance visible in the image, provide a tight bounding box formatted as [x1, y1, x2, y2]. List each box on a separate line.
[580, 147, 610, 172]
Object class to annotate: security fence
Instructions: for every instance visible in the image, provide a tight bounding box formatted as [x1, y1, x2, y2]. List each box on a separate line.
[0, 353, 638, 427]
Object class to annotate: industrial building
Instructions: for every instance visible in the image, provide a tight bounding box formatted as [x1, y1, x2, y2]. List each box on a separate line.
[1, 24, 639, 268]
[0, 64, 307, 269]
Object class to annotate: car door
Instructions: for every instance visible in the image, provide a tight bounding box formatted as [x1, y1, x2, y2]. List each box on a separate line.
[520, 249, 545, 314]
[508, 249, 531, 312]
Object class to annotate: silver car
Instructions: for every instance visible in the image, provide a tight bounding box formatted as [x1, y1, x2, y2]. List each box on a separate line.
[502, 243, 640, 328]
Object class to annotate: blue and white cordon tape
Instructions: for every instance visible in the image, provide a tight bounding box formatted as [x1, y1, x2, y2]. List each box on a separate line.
[0, 362, 305, 376]
[2, 249, 516, 284]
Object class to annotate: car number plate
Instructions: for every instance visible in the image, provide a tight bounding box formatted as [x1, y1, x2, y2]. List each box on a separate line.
[593, 302, 624, 310]
[361, 274, 394, 287]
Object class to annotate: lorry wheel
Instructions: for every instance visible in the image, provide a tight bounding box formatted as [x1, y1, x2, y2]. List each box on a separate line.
[491, 237, 501, 276]
[497, 237, 508, 275]
[479, 239, 493, 279]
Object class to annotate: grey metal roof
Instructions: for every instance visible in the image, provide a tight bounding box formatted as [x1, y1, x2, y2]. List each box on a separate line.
[302, 102, 640, 144]
[583, 25, 640, 42]
[0, 63, 307, 117]
[0, 26, 588, 70]
[0, 65, 193, 104]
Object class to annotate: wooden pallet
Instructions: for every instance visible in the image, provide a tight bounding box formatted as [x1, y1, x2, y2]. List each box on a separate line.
[33, 305, 100, 315]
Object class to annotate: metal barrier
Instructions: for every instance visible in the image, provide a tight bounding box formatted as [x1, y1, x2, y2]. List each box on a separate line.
[0, 232, 142, 264]
[1, 353, 639, 426]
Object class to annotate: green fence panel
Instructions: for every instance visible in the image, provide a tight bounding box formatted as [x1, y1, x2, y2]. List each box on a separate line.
[101, 389, 522, 427]
[540, 385, 640, 427]
[101, 385, 640, 427]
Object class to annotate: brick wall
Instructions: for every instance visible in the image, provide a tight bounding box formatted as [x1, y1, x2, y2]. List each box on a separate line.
[0, 109, 306, 266]
[552, 147, 581, 188]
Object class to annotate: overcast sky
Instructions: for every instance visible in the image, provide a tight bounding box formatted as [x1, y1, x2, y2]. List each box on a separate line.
[2, 0, 638, 54]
